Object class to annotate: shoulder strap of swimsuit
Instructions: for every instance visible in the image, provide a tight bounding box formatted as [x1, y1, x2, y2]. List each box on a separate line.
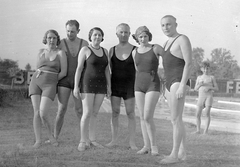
[63, 39, 72, 56]
[163, 41, 168, 49]
[76, 39, 83, 56]
[165, 34, 182, 51]
[112, 46, 116, 58]
[101, 47, 105, 57]
[131, 46, 136, 52]
[87, 46, 93, 52]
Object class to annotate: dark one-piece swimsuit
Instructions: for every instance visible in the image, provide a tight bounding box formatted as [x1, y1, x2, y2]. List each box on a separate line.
[134, 46, 160, 93]
[162, 35, 190, 92]
[111, 46, 136, 100]
[80, 47, 108, 94]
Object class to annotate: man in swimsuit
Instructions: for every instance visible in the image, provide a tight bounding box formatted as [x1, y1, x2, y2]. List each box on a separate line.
[160, 15, 192, 164]
[106, 23, 137, 150]
[53, 20, 88, 141]
[193, 61, 218, 134]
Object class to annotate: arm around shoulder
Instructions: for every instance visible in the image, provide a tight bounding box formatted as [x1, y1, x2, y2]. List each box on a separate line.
[153, 44, 164, 57]
[58, 40, 64, 50]
[82, 39, 89, 47]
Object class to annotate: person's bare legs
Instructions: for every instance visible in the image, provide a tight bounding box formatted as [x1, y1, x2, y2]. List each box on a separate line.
[72, 93, 83, 123]
[135, 92, 150, 154]
[55, 86, 83, 140]
[78, 93, 93, 151]
[192, 106, 203, 134]
[161, 83, 187, 164]
[144, 91, 160, 155]
[106, 96, 121, 147]
[31, 95, 42, 148]
[89, 94, 105, 148]
[54, 87, 71, 139]
[39, 96, 58, 146]
[124, 97, 137, 150]
[203, 106, 211, 134]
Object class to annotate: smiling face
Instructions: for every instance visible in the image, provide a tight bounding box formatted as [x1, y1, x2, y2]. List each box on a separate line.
[90, 29, 103, 44]
[161, 17, 177, 37]
[66, 24, 79, 41]
[46, 32, 58, 48]
[116, 25, 130, 43]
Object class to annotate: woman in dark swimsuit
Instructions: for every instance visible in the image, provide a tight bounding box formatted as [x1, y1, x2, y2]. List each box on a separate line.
[132, 26, 163, 156]
[73, 27, 111, 151]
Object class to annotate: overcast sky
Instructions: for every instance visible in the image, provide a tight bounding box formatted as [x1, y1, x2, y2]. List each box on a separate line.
[0, 0, 239, 69]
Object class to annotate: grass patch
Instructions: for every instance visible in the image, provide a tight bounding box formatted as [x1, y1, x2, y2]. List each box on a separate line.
[0, 98, 240, 167]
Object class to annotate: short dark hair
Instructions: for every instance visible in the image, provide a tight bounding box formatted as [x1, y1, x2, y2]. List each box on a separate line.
[42, 29, 61, 46]
[201, 61, 210, 68]
[66, 20, 80, 30]
[88, 27, 104, 42]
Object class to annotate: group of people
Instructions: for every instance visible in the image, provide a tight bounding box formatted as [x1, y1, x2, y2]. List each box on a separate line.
[28, 15, 204, 164]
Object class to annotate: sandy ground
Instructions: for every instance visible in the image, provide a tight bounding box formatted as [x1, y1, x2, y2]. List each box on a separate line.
[101, 96, 240, 134]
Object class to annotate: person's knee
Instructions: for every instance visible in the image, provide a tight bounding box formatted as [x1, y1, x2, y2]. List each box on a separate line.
[91, 110, 99, 118]
[33, 110, 40, 116]
[205, 108, 211, 117]
[39, 112, 48, 123]
[112, 110, 120, 118]
[57, 105, 68, 117]
[82, 112, 91, 120]
[126, 111, 135, 120]
[75, 106, 83, 116]
[143, 112, 152, 124]
[111, 105, 120, 116]
[196, 107, 203, 118]
[171, 116, 181, 126]
[196, 111, 201, 118]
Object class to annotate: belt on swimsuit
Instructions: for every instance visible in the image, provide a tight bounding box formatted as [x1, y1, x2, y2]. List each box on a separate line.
[150, 70, 156, 81]
[138, 70, 157, 81]
[36, 69, 58, 78]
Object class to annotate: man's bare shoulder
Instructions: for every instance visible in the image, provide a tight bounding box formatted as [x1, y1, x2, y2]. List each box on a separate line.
[177, 34, 190, 43]
[58, 39, 66, 50]
[79, 38, 89, 46]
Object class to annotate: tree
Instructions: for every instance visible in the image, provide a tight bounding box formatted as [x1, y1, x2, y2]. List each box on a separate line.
[7, 67, 21, 88]
[0, 58, 19, 69]
[25, 63, 31, 71]
[210, 48, 240, 79]
[0, 59, 20, 86]
[191, 47, 204, 78]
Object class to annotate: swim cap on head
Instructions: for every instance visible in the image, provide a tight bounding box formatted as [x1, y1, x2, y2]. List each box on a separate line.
[132, 26, 152, 43]
[134, 26, 150, 37]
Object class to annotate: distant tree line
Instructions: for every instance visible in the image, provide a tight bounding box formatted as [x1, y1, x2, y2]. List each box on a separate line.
[192, 48, 240, 80]
[0, 58, 31, 86]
